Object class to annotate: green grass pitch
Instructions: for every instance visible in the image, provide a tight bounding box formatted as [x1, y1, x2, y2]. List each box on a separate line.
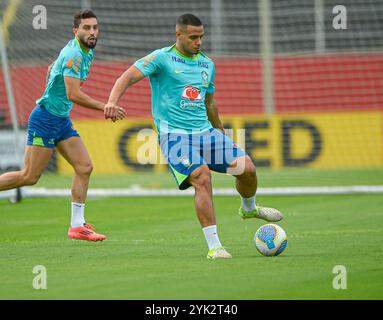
[0, 193, 382, 299]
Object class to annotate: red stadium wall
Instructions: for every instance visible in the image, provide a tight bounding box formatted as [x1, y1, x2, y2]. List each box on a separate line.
[1, 53, 383, 126]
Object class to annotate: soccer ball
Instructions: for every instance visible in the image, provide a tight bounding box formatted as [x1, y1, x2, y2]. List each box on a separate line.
[254, 224, 287, 256]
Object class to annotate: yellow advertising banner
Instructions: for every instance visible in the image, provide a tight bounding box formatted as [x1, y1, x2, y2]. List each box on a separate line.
[57, 112, 383, 174]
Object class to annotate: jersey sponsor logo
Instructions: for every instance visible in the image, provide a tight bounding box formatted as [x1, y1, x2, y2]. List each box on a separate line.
[172, 56, 186, 64]
[142, 54, 157, 67]
[181, 85, 202, 102]
[180, 100, 202, 108]
[180, 85, 203, 109]
[198, 61, 209, 69]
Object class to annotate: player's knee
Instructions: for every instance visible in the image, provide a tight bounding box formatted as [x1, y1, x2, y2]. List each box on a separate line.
[237, 157, 256, 180]
[82, 163, 93, 176]
[245, 158, 256, 178]
[75, 162, 93, 176]
[190, 166, 212, 189]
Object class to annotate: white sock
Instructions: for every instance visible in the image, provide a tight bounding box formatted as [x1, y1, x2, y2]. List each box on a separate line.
[202, 225, 222, 250]
[241, 195, 256, 213]
[71, 202, 85, 228]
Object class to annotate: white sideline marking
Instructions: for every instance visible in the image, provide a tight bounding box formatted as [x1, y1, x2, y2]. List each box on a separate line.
[1, 185, 383, 199]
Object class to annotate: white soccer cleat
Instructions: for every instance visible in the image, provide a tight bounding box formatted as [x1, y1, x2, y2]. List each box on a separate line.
[207, 246, 232, 259]
[239, 206, 283, 222]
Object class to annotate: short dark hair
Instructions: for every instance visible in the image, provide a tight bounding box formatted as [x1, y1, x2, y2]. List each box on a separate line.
[176, 13, 203, 28]
[73, 9, 97, 28]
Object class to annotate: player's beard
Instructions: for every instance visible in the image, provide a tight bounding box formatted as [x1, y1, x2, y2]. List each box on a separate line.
[189, 44, 200, 55]
[78, 35, 98, 49]
[183, 45, 199, 56]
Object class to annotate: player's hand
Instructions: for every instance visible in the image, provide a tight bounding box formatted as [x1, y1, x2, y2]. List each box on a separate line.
[104, 102, 116, 119]
[112, 106, 126, 122]
[104, 103, 126, 122]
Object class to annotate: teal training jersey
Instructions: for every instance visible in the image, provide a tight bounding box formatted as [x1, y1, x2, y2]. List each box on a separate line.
[36, 38, 94, 118]
[133, 44, 215, 134]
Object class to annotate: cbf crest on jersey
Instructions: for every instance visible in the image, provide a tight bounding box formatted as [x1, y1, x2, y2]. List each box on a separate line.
[201, 71, 209, 86]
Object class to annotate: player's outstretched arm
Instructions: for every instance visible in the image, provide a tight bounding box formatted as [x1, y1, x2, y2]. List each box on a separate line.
[205, 93, 224, 133]
[64, 76, 126, 121]
[105, 66, 145, 120]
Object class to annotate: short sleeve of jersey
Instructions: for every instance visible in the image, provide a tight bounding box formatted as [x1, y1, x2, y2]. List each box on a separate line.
[206, 63, 216, 94]
[62, 51, 83, 79]
[133, 50, 163, 77]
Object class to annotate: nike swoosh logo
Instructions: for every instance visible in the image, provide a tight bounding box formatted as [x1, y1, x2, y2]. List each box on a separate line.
[174, 70, 184, 74]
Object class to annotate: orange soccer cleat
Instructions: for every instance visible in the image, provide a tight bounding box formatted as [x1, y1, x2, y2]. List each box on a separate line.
[68, 223, 107, 242]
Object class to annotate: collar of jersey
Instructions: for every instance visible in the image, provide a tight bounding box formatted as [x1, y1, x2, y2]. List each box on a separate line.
[74, 37, 90, 55]
[170, 44, 199, 61]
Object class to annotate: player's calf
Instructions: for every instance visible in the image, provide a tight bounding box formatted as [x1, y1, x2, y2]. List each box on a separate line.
[233, 156, 257, 195]
[21, 170, 42, 186]
[0, 170, 41, 191]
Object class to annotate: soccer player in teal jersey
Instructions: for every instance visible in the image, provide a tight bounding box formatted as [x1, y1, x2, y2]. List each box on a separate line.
[106, 14, 283, 259]
[0, 10, 125, 241]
